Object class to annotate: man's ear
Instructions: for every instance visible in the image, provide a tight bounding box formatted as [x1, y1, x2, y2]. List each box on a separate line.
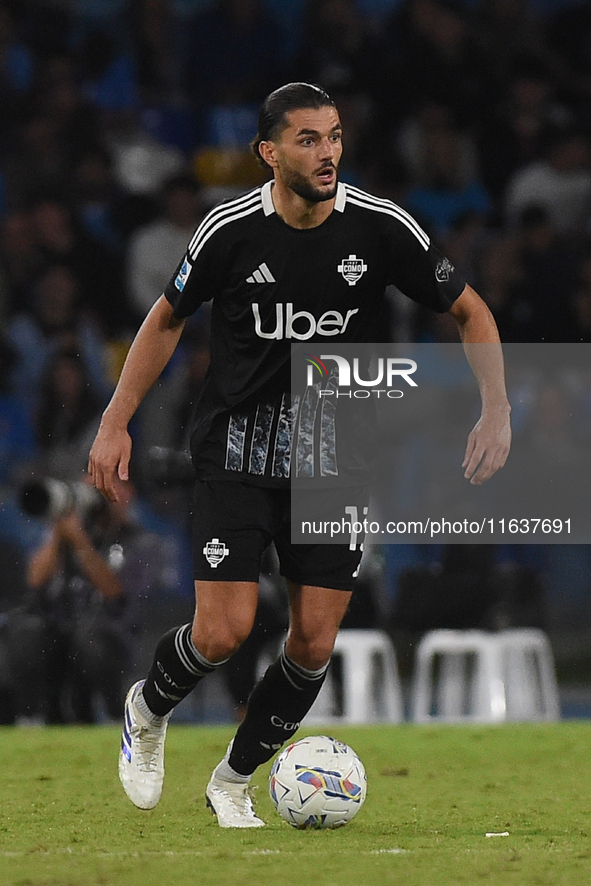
[258, 140, 278, 168]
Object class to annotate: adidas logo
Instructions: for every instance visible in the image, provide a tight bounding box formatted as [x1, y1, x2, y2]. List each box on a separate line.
[246, 262, 276, 284]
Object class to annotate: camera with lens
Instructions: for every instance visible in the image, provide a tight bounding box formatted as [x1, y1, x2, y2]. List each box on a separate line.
[19, 478, 104, 521]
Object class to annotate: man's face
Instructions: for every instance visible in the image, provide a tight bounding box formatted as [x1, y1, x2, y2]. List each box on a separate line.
[266, 106, 343, 203]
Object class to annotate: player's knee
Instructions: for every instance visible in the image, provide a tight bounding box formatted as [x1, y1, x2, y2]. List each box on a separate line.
[192, 621, 251, 663]
[287, 632, 335, 671]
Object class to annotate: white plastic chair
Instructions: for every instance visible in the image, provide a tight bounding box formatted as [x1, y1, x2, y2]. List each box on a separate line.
[411, 628, 560, 723]
[307, 629, 404, 724]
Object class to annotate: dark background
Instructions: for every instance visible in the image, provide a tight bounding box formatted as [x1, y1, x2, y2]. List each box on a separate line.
[1, 0, 591, 720]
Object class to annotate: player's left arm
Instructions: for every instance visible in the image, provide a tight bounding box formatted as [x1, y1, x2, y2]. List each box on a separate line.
[448, 284, 512, 485]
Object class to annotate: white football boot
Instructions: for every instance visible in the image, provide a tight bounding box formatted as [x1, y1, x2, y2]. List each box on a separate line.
[206, 752, 265, 828]
[119, 681, 169, 810]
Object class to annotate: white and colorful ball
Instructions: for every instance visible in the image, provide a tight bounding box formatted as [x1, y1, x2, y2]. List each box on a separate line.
[269, 735, 367, 829]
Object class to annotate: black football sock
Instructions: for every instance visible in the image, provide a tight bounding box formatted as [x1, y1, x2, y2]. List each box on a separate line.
[141, 624, 225, 717]
[228, 647, 329, 776]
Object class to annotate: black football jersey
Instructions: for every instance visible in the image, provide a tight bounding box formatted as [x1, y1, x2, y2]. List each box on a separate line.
[164, 180, 465, 487]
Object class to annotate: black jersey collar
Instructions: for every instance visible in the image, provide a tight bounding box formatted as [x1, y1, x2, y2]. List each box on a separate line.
[261, 180, 347, 216]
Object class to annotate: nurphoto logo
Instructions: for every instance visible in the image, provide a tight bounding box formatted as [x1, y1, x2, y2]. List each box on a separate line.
[304, 352, 418, 396]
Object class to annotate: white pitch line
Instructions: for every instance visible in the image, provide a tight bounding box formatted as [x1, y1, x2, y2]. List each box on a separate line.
[367, 848, 409, 855]
[244, 849, 284, 855]
[2, 846, 411, 859]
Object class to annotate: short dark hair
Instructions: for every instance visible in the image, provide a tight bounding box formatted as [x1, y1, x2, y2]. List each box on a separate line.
[251, 82, 336, 168]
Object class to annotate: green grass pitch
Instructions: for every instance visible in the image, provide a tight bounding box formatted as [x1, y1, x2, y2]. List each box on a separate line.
[1, 722, 590, 886]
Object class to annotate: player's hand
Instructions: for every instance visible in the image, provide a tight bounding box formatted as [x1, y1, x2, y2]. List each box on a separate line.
[462, 407, 511, 485]
[88, 422, 132, 502]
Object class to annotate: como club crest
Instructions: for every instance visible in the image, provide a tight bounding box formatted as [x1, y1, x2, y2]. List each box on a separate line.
[203, 538, 229, 568]
[338, 254, 367, 286]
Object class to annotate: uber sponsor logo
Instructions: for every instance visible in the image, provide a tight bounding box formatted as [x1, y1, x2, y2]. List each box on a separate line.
[252, 302, 359, 340]
[203, 537, 229, 567]
[175, 257, 192, 291]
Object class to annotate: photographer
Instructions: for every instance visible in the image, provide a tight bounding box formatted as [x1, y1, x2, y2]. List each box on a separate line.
[12, 477, 136, 724]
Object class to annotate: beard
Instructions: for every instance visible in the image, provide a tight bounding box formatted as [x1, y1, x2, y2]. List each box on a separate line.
[282, 164, 338, 203]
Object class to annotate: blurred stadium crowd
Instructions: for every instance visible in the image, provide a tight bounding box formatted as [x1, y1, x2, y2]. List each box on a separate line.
[1, 0, 591, 721]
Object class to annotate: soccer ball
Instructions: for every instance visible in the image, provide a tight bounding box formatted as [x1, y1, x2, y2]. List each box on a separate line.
[269, 735, 367, 829]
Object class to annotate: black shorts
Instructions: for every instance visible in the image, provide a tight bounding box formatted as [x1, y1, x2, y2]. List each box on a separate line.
[191, 480, 365, 591]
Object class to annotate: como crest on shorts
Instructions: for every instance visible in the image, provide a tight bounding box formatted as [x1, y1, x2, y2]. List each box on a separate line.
[203, 538, 229, 567]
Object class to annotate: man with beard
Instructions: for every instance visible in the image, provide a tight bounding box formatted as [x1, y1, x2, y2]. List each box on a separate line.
[89, 83, 511, 826]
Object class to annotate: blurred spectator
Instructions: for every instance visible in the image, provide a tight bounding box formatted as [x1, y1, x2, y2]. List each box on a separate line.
[8, 475, 166, 723]
[35, 349, 103, 482]
[293, 0, 385, 170]
[0, 4, 34, 157]
[391, 544, 546, 637]
[505, 127, 591, 236]
[104, 107, 185, 198]
[71, 146, 125, 252]
[479, 232, 523, 325]
[296, 0, 380, 95]
[127, 174, 203, 319]
[185, 0, 284, 110]
[75, 30, 187, 204]
[383, 0, 494, 127]
[8, 263, 112, 416]
[526, 382, 585, 467]
[0, 4, 33, 95]
[3, 50, 98, 208]
[573, 243, 591, 342]
[0, 335, 36, 488]
[29, 197, 126, 336]
[72, 0, 127, 25]
[174, 336, 212, 446]
[402, 104, 491, 237]
[17, 0, 73, 57]
[399, 103, 479, 186]
[486, 205, 580, 342]
[545, 1, 591, 117]
[441, 210, 490, 291]
[3, 114, 72, 210]
[0, 209, 43, 318]
[135, 333, 210, 506]
[472, 0, 549, 89]
[32, 53, 102, 166]
[79, 29, 139, 114]
[132, 0, 175, 100]
[477, 59, 573, 213]
[500, 378, 589, 520]
[13, 498, 124, 723]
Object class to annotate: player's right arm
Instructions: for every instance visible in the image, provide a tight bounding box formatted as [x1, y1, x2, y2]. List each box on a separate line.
[88, 295, 185, 501]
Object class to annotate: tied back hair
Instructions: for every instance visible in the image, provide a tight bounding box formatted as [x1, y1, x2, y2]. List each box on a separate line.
[251, 82, 335, 169]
